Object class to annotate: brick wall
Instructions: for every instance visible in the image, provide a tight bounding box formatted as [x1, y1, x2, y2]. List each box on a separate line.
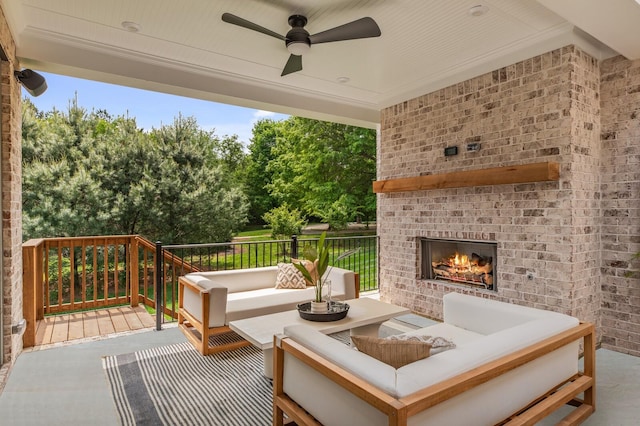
[0, 4, 22, 390]
[565, 48, 601, 327]
[600, 56, 640, 357]
[378, 46, 638, 354]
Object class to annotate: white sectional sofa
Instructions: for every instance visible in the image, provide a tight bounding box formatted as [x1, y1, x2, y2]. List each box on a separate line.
[273, 292, 595, 426]
[178, 265, 357, 355]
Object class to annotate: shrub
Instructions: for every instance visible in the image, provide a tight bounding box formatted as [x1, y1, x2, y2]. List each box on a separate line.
[262, 204, 307, 239]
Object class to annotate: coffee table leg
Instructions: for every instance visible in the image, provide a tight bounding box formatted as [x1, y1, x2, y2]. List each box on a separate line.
[350, 323, 381, 338]
[263, 348, 274, 379]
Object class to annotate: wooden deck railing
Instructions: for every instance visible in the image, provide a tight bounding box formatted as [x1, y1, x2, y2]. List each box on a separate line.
[22, 234, 378, 347]
[21, 235, 199, 347]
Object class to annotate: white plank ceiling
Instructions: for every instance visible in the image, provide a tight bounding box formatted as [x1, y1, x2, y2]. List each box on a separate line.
[2, 0, 638, 127]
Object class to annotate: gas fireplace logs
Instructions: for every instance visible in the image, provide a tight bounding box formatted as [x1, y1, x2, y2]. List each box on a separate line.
[432, 252, 494, 289]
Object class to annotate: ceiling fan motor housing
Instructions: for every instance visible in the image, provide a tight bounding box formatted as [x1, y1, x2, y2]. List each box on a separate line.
[285, 15, 311, 53]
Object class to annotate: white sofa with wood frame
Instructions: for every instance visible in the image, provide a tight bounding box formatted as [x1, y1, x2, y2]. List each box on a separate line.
[178, 265, 357, 355]
[273, 292, 595, 426]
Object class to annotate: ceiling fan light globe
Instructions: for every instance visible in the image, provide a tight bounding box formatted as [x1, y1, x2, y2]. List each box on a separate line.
[287, 41, 310, 56]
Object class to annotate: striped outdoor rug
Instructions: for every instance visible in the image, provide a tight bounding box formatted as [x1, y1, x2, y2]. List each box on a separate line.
[103, 336, 271, 426]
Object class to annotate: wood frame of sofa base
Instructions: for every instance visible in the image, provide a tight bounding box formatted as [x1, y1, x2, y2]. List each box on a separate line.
[178, 273, 361, 356]
[273, 322, 595, 426]
[178, 276, 251, 355]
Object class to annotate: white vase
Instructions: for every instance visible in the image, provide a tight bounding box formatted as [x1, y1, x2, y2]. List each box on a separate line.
[310, 300, 328, 314]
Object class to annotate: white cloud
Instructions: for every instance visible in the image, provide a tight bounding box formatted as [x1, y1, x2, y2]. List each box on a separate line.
[253, 110, 277, 118]
[203, 110, 289, 147]
[248, 110, 289, 140]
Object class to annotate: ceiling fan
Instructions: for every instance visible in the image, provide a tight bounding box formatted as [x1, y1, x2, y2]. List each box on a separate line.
[221, 13, 381, 76]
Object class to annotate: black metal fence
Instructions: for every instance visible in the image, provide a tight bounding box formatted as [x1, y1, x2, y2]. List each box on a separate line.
[154, 235, 379, 325]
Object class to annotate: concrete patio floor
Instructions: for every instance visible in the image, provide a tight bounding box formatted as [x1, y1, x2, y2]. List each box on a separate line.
[0, 321, 638, 425]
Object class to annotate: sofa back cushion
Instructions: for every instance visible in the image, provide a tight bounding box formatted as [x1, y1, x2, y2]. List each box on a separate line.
[186, 266, 355, 297]
[186, 266, 279, 293]
[443, 292, 571, 335]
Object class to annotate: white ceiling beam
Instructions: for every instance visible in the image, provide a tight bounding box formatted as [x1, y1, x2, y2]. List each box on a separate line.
[17, 30, 380, 128]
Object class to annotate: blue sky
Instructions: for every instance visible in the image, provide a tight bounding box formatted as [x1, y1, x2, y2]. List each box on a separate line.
[27, 72, 289, 145]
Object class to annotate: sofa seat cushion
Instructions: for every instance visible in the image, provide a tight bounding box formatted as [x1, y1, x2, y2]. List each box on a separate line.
[226, 286, 346, 322]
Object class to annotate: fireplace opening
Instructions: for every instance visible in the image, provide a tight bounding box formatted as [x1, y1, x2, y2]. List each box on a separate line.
[420, 238, 497, 291]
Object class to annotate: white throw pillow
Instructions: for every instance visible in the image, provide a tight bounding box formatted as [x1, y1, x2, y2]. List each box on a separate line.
[385, 335, 456, 355]
[274, 263, 307, 289]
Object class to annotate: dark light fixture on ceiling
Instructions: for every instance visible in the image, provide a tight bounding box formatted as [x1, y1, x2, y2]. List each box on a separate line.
[14, 69, 48, 97]
[221, 13, 381, 76]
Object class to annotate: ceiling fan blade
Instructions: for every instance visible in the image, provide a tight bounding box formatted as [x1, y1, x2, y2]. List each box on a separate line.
[281, 54, 302, 76]
[222, 13, 285, 41]
[309, 17, 381, 44]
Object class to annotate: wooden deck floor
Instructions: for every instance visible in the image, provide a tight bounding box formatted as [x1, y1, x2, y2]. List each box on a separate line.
[34, 306, 156, 347]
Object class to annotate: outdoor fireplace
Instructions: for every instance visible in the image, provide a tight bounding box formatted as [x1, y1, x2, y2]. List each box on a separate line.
[420, 238, 497, 291]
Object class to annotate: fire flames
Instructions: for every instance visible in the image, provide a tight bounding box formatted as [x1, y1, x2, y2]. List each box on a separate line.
[431, 251, 494, 288]
[453, 253, 470, 269]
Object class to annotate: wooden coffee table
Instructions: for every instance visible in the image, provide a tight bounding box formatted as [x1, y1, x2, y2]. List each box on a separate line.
[229, 297, 410, 378]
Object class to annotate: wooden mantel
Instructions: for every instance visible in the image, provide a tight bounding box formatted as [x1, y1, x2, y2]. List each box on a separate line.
[372, 162, 559, 193]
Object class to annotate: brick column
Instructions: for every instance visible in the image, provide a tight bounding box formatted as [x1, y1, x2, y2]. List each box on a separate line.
[0, 4, 23, 390]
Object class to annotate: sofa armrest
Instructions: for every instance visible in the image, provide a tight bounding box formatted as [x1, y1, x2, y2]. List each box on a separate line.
[274, 330, 401, 426]
[327, 267, 357, 299]
[284, 324, 397, 395]
[180, 275, 228, 327]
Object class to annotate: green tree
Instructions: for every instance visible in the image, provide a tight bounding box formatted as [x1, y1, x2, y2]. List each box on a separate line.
[265, 118, 306, 207]
[244, 119, 280, 223]
[213, 133, 247, 183]
[266, 117, 376, 228]
[316, 195, 351, 231]
[145, 116, 248, 243]
[22, 98, 114, 237]
[22, 99, 248, 244]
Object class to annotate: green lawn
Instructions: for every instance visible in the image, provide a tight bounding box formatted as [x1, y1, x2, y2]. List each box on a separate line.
[235, 227, 272, 238]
